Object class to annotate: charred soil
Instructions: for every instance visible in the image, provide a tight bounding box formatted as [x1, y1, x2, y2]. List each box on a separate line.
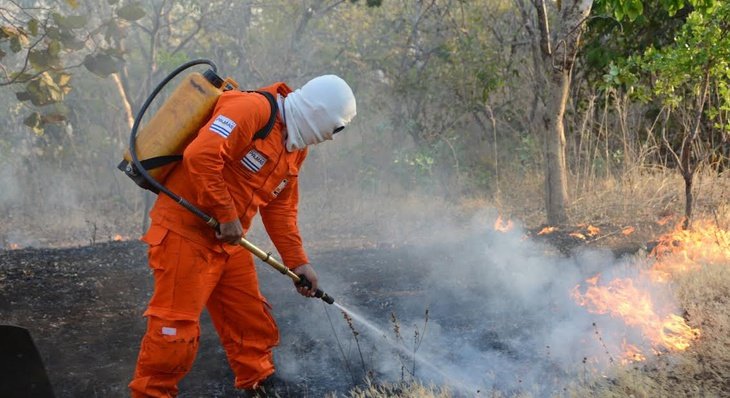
[0, 226, 657, 398]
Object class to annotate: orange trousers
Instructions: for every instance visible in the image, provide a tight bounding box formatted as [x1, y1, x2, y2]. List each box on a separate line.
[129, 226, 279, 398]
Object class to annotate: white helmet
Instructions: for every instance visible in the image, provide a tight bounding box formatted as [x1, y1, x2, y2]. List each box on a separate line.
[283, 75, 357, 151]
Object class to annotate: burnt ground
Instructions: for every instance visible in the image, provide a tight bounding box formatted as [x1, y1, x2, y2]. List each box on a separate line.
[0, 226, 652, 398]
[0, 239, 449, 398]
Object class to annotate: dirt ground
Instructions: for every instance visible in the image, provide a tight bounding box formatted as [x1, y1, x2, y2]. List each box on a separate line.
[0, 237, 452, 397]
[0, 224, 655, 398]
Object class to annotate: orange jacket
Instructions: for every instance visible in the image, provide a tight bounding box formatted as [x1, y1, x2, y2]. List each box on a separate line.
[149, 82, 309, 268]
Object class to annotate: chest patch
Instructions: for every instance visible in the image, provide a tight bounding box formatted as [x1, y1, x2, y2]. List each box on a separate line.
[241, 149, 268, 173]
[210, 115, 236, 138]
[272, 178, 288, 197]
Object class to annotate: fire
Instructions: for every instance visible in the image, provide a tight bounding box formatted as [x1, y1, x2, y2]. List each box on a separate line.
[572, 278, 700, 353]
[113, 234, 124, 241]
[647, 221, 730, 283]
[570, 232, 586, 240]
[538, 226, 557, 235]
[622, 342, 646, 364]
[571, 221, 727, 363]
[493, 216, 514, 232]
[622, 226, 635, 236]
[9, 243, 20, 250]
[587, 225, 600, 237]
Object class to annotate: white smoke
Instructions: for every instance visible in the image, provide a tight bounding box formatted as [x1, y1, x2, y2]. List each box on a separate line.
[267, 209, 678, 397]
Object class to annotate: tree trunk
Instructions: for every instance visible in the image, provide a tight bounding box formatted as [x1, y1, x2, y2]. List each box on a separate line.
[544, 68, 571, 225]
[533, 0, 593, 225]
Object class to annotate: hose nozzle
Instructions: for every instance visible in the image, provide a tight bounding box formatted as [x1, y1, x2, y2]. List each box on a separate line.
[297, 275, 335, 305]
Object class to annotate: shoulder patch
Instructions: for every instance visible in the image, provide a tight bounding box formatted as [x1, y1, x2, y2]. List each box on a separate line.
[210, 115, 236, 138]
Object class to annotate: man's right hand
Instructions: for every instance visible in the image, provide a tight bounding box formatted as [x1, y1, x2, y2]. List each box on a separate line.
[216, 219, 243, 244]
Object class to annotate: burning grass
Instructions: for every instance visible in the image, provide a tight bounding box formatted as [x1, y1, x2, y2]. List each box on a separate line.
[347, 219, 730, 397]
[567, 259, 730, 397]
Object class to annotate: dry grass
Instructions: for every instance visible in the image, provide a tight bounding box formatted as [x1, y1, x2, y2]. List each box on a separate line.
[338, 237, 730, 398]
[564, 259, 730, 398]
[337, 380, 452, 398]
[495, 166, 730, 229]
[330, 166, 730, 398]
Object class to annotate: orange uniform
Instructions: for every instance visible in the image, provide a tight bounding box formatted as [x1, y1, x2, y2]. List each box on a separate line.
[129, 83, 308, 397]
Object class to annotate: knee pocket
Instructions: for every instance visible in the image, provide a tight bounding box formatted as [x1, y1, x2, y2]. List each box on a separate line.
[139, 317, 200, 374]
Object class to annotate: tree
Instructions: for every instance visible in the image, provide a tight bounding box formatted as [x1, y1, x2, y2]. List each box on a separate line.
[517, 0, 594, 225]
[611, 0, 727, 227]
[602, 0, 730, 228]
[0, 0, 152, 135]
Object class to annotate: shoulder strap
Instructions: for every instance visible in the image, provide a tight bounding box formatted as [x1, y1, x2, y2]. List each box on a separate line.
[250, 91, 278, 141]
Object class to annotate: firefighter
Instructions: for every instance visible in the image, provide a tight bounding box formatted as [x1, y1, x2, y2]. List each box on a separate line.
[128, 75, 357, 397]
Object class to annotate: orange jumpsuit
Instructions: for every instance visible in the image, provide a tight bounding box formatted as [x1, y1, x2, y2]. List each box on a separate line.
[129, 83, 308, 397]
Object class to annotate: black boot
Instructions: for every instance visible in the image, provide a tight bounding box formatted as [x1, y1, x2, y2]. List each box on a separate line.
[242, 386, 270, 398]
[242, 377, 277, 398]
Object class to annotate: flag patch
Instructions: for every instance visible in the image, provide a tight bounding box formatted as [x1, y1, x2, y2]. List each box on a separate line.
[241, 149, 267, 172]
[210, 115, 236, 138]
[161, 327, 177, 336]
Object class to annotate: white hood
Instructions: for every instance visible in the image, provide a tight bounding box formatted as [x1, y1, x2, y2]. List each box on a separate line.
[283, 75, 357, 152]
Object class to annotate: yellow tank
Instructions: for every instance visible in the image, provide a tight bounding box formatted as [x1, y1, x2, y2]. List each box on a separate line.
[120, 70, 238, 187]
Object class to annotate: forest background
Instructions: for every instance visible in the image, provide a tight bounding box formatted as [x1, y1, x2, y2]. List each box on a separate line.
[1, 0, 729, 397]
[1, 0, 728, 244]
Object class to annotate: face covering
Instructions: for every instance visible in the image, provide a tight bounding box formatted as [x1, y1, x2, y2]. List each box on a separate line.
[283, 74, 357, 152]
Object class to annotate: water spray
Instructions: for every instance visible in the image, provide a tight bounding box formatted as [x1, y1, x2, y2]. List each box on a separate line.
[120, 59, 334, 304]
[331, 303, 479, 395]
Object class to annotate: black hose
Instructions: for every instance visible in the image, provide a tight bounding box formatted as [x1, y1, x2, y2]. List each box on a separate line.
[128, 59, 220, 229]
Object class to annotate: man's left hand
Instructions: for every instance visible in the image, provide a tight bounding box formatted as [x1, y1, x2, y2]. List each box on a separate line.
[292, 264, 318, 297]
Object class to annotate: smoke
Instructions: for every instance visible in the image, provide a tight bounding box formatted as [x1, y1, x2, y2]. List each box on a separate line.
[265, 209, 679, 397]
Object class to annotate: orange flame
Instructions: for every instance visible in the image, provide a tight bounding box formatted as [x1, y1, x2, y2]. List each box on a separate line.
[494, 216, 514, 233]
[113, 234, 124, 241]
[9, 243, 20, 250]
[587, 225, 600, 237]
[572, 278, 700, 354]
[622, 342, 646, 364]
[647, 221, 730, 283]
[622, 226, 636, 236]
[538, 226, 557, 235]
[570, 232, 586, 240]
[571, 221, 726, 363]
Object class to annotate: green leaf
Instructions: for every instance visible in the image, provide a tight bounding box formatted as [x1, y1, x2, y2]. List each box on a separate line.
[28, 19, 39, 36]
[45, 27, 61, 40]
[625, 0, 644, 21]
[24, 112, 42, 128]
[60, 35, 86, 50]
[83, 53, 118, 77]
[28, 50, 57, 70]
[116, 4, 146, 21]
[16, 91, 32, 102]
[614, 5, 625, 20]
[23, 112, 45, 135]
[23, 73, 64, 106]
[42, 113, 68, 124]
[10, 35, 28, 53]
[48, 40, 62, 57]
[53, 13, 88, 29]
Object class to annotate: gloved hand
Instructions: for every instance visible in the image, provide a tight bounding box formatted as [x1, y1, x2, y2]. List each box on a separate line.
[216, 219, 243, 244]
[292, 263, 318, 297]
